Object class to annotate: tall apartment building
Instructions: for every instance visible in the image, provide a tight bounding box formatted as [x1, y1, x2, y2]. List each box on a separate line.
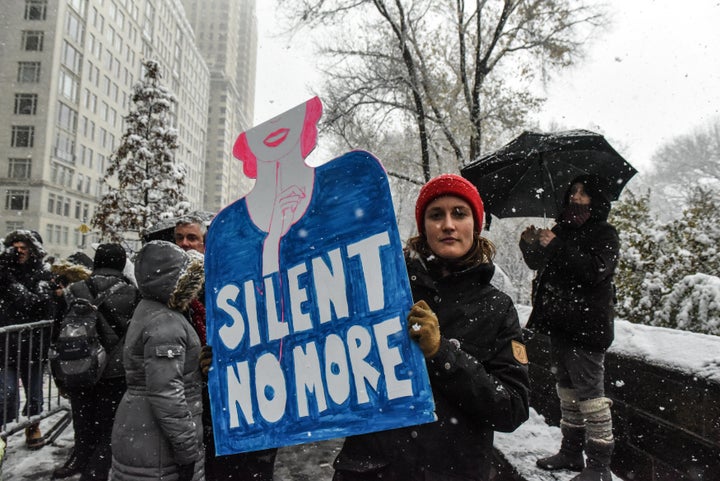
[0, 0, 210, 258]
[181, 0, 257, 212]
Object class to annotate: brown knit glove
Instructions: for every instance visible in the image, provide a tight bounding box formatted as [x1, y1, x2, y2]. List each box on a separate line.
[407, 300, 441, 358]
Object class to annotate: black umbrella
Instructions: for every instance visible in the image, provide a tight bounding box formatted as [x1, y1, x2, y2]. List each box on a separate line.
[461, 130, 637, 223]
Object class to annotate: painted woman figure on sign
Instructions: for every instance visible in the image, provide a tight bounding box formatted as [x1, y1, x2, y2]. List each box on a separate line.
[204, 96, 434, 460]
[233, 96, 322, 276]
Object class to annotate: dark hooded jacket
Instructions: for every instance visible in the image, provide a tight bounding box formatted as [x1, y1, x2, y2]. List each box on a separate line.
[110, 241, 205, 481]
[520, 174, 620, 351]
[0, 230, 56, 365]
[65, 267, 139, 379]
[333, 255, 530, 481]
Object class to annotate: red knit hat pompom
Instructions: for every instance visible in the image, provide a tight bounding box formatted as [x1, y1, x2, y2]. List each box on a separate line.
[415, 174, 485, 234]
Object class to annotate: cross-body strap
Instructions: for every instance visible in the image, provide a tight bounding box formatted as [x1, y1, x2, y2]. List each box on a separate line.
[83, 278, 128, 348]
[90, 279, 125, 309]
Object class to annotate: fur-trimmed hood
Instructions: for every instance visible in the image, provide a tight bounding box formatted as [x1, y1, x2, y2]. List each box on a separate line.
[51, 259, 92, 286]
[134, 241, 203, 311]
[3, 229, 46, 260]
[169, 251, 204, 312]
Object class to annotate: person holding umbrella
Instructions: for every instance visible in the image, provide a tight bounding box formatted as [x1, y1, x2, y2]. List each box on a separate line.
[519, 174, 619, 481]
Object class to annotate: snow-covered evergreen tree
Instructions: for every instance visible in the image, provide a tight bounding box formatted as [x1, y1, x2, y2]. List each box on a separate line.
[92, 60, 190, 243]
[655, 187, 720, 334]
[612, 187, 720, 335]
[610, 191, 663, 324]
[658, 274, 720, 335]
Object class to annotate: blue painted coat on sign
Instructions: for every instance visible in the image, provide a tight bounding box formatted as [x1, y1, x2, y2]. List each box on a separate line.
[205, 151, 435, 455]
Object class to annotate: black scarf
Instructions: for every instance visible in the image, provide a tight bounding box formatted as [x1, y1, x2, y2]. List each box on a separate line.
[560, 203, 591, 227]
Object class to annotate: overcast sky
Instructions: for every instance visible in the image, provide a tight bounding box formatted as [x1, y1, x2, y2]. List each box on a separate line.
[254, 1, 720, 173]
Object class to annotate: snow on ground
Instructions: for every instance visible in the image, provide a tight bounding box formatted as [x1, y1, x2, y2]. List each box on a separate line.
[3, 309, 718, 479]
[3, 409, 579, 481]
[3, 408, 616, 481]
[2, 410, 77, 480]
[0, 409, 343, 481]
[495, 408, 618, 481]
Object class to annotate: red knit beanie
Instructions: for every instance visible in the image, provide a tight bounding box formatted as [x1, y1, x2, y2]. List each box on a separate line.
[415, 174, 485, 234]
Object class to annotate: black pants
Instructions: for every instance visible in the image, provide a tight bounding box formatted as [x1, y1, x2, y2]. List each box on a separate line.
[68, 376, 126, 481]
[550, 337, 605, 400]
[202, 385, 278, 481]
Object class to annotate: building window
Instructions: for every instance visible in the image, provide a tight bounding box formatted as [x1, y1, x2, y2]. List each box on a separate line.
[22, 31, 44, 51]
[6, 190, 30, 210]
[6, 221, 25, 233]
[58, 68, 80, 103]
[24, 0, 47, 20]
[8, 158, 32, 178]
[11, 126, 35, 147]
[54, 131, 76, 163]
[42, 223, 71, 245]
[65, 11, 85, 45]
[57, 102, 78, 132]
[68, 0, 86, 17]
[61, 41, 83, 75]
[50, 162, 74, 187]
[14, 94, 38, 115]
[17, 62, 41, 83]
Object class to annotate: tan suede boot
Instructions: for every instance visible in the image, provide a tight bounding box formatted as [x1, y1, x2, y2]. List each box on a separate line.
[25, 422, 45, 450]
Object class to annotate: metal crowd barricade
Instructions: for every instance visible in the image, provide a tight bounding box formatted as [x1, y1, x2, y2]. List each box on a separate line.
[0, 320, 71, 445]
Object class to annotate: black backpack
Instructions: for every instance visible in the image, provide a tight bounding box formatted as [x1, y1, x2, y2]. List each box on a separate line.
[49, 281, 125, 389]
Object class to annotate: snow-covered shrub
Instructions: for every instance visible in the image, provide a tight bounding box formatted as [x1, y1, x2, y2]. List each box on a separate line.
[657, 273, 720, 335]
[612, 187, 720, 335]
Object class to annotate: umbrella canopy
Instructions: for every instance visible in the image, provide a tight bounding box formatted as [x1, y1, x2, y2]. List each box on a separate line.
[461, 130, 637, 222]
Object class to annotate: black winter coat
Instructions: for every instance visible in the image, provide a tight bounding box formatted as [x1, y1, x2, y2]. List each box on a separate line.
[520, 195, 619, 351]
[333, 257, 530, 481]
[0, 253, 56, 365]
[64, 267, 139, 379]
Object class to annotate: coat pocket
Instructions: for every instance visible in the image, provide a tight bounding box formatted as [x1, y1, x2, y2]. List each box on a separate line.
[155, 344, 184, 358]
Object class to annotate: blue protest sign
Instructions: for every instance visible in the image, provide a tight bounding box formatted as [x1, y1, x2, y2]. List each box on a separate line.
[204, 98, 435, 455]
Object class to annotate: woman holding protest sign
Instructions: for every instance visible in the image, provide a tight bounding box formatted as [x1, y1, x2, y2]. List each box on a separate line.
[332, 174, 530, 481]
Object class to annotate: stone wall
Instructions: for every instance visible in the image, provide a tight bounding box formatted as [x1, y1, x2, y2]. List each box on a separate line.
[528, 333, 720, 481]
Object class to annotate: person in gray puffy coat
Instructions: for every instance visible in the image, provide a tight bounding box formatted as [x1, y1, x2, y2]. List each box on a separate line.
[110, 241, 205, 481]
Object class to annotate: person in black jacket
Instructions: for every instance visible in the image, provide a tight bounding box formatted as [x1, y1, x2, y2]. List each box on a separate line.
[332, 174, 530, 481]
[520, 174, 619, 481]
[0, 230, 57, 449]
[52, 244, 139, 480]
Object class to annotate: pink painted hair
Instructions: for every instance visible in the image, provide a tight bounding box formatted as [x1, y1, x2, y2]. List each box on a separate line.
[232, 96, 323, 179]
